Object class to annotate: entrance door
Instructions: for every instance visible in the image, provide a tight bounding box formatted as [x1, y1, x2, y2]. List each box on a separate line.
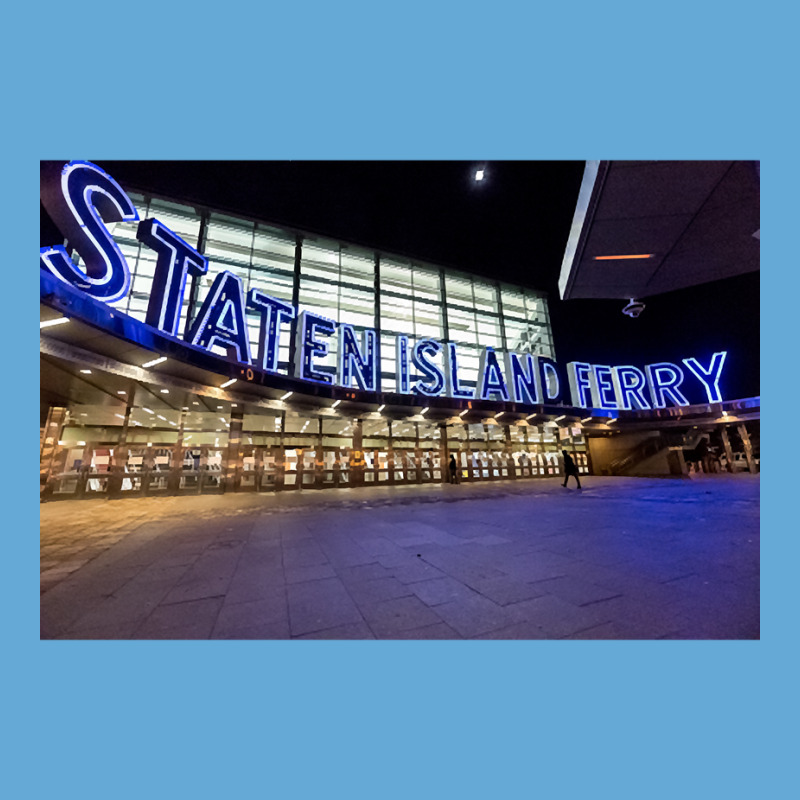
[179, 446, 223, 494]
[47, 444, 86, 497]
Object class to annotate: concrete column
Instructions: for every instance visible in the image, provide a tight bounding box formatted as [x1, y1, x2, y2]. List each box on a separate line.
[108, 403, 133, 497]
[737, 424, 757, 473]
[222, 410, 244, 492]
[440, 423, 450, 484]
[720, 427, 735, 472]
[315, 417, 324, 489]
[167, 408, 188, 494]
[503, 424, 516, 479]
[351, 418, 364, 485]
[40, 406, 67, 497]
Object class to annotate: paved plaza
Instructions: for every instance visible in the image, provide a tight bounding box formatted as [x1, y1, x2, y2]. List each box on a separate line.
[40, 475, 760, 640]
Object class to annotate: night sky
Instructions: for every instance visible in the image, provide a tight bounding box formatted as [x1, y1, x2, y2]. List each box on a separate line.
[40, 160, 760, 402]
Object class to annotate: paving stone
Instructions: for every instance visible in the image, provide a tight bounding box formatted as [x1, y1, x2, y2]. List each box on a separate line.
[135, 597, 224, 639]
[295, 622, 376, 640]
[504, 594, 613, 638]
[40, 475, 760, 640]
[286, 578, 363, 636]
[346, 576, 413, 606]
[533, 576, 623, 607]
[408, 577, 477, 606]
[212, 591, 289, 639]
[335, 563, 391, 584]
[282, 543, 329, 569]
[211, 621, 293, 639]
[560, 622, 623, 640]
[387, 560, 446, 584]
[284, 563, 337, 585]
[225, 565, 285, 604]
[433, 595, 513, 638]
[67, 565, 189, 631]
[470, 576, 548, 606]
[469, 535, 512, 546]
[160, 573, 233, 605]
[472, 620, 550, 640]
[502, 560, 571, 583]
[388, 622, 463, 640]
[355, 537, 403, 557]
[573, 595, 686, 640]
[359, 595, 442, 637]
[377, 552, 420, 569]
[55, 620, 141, 640]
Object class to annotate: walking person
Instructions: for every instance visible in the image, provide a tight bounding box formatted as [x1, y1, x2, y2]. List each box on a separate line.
[449, 454, 458, 484]
[561, 450, 581, 489]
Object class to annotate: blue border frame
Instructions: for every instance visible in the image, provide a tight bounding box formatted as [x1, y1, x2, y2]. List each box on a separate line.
[14, 5, 788, 795]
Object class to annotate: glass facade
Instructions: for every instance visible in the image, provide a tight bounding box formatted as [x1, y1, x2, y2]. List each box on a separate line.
[71, 190, 556, 385]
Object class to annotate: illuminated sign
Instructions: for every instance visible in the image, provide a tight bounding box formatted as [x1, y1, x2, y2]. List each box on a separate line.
[40, 161, 730, 410]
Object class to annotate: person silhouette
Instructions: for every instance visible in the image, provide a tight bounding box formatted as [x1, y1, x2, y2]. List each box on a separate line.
[449, 454, 458, 484]
[561, 450, 581, 489]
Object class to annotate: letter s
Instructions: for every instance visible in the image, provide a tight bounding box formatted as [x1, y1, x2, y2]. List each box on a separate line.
[40, 160, 138, 302]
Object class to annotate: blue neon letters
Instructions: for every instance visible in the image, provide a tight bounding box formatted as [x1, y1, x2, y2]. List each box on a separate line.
[40, 161, 139, 302]
[412, 339, 445, 396]
[186, 271, 251, 364]
[247, 289, 295, 372]
[137, 218, 208, 336]
[339, 324, 378, 391]
[40, 161, 732, 410]
[294, 311, 336, 384]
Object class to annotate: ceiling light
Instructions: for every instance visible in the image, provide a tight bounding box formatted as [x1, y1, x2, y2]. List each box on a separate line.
[281, 391, 293, 401]
[115, 414, 125, 420]
[495, 412, 505, 420]
[420, 407, 429, 415]
[117, 390, 126, 395]
[332, 400, 341, 408]
[593, 254, 654, 261]
[555, 415, 566, 422]
[581, 417, 592, 422]
[192, 402, 199, 406]
[157, 415, 166, 421]
[220, 378, 236, 388]
[220, 417, 227, 423]
[526, 413, 537, 420]
[80, 369, 91, 374]
[160, 389, 169, 394]
[142, 356, 167, 368]
[377, 404, 385, 412]
[475, 169, 485, 181]
[459, 409, 469, 417]
[40, 317, 69, 329]
[143, 408, 154, 414]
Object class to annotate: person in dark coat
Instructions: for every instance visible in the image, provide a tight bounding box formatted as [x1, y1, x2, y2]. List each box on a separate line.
[561, 450, 581, 489]
[449, 454, 458, 484]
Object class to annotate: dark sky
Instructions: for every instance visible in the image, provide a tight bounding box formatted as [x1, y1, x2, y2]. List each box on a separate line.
[40, 160, 760, 402]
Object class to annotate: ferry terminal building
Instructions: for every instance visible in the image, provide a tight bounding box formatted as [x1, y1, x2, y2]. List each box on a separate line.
[39, 161, 760, 500]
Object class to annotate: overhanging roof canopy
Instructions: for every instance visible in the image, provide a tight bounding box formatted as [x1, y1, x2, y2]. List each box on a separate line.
[558, 160, 760, 300]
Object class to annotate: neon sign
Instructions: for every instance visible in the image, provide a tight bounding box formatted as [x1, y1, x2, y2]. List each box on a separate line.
[40, 161, 730, 410]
